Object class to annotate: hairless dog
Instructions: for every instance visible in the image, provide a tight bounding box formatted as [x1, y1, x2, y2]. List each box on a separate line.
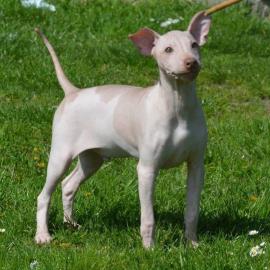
[35, 11, 211, 248]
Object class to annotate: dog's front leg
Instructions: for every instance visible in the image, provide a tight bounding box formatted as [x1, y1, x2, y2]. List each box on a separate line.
[137, 161, 158, 248]
[184, 156, 204, 247]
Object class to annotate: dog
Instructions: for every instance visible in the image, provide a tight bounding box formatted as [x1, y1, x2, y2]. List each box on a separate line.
[35, 11, 211, 248]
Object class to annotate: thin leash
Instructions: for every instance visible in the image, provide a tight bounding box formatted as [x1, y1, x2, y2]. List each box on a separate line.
[204, 0, 243, 15]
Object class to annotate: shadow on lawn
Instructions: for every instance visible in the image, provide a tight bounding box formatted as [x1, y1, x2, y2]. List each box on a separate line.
[93, 208, 270, 236]
[50, 205, 270, 245]
[158, 210, 270, 240]
[199, 213, 270, 238]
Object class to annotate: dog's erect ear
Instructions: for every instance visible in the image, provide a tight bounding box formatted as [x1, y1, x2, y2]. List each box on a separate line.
[187, 11, 211, 46]
[129, 28, 160, 56]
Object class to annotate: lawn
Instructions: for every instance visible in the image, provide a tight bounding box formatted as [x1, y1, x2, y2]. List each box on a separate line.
[1, 0, 270, 269]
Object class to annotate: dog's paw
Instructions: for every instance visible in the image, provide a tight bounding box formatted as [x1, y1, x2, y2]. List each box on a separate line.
[185, 239, 199, 249]
[189, 240, 199, 249]
[35, 232, 52, 245]
[64, 219, 81, 230]
[142, 238, 154, 249]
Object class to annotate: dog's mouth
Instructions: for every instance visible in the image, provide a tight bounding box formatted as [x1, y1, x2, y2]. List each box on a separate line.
[166, 69, 200, 81]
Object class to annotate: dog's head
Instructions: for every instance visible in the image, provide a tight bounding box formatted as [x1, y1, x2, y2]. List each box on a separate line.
[129, 12, 211, 82]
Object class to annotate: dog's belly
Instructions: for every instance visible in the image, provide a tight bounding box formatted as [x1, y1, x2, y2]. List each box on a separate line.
[71, 128, 140, 159]
[94, 146, 138, 159]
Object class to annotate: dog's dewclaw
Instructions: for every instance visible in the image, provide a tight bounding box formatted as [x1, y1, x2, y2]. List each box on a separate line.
[205, 0, 242, 16]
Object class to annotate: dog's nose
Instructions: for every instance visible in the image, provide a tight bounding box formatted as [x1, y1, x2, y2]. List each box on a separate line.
[184, 58, 197, 71]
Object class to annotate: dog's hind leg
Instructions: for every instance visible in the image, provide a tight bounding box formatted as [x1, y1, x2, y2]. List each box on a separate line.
[35, 148, 72, 244]
[61, 150, 103, 227]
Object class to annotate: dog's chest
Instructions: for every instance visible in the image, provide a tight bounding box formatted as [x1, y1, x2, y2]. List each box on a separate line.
[159, 119, 206, 168]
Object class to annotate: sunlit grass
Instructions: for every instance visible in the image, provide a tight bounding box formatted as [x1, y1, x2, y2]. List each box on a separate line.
[1, 0, 270, 269]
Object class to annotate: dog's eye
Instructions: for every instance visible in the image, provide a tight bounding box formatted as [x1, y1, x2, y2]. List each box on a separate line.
[191, 42, 199, 49]
[165, 47, 173, 53]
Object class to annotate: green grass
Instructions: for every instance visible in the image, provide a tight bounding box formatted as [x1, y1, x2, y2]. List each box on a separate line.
[1, 0, 270, 269]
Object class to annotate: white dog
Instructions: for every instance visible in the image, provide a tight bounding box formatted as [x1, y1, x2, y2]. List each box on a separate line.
[35, 11, 211, 248]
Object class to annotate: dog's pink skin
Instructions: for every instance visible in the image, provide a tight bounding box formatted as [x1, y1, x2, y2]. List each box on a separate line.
[35, 12, 211, 248]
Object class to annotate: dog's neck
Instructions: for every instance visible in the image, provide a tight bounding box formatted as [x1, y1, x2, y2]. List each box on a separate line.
[157, 68, 198, 118]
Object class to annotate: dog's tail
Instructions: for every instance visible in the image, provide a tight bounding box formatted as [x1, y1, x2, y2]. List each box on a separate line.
[35, 28, 78, 96]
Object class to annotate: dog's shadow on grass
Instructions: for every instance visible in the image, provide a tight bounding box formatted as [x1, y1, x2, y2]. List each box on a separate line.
[200, 213, 270, 239]
[82, 206, 140, 231]
[89, 208, 270, 240]
[51, 205, 270, 246]
[157, 210, 270, 244]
